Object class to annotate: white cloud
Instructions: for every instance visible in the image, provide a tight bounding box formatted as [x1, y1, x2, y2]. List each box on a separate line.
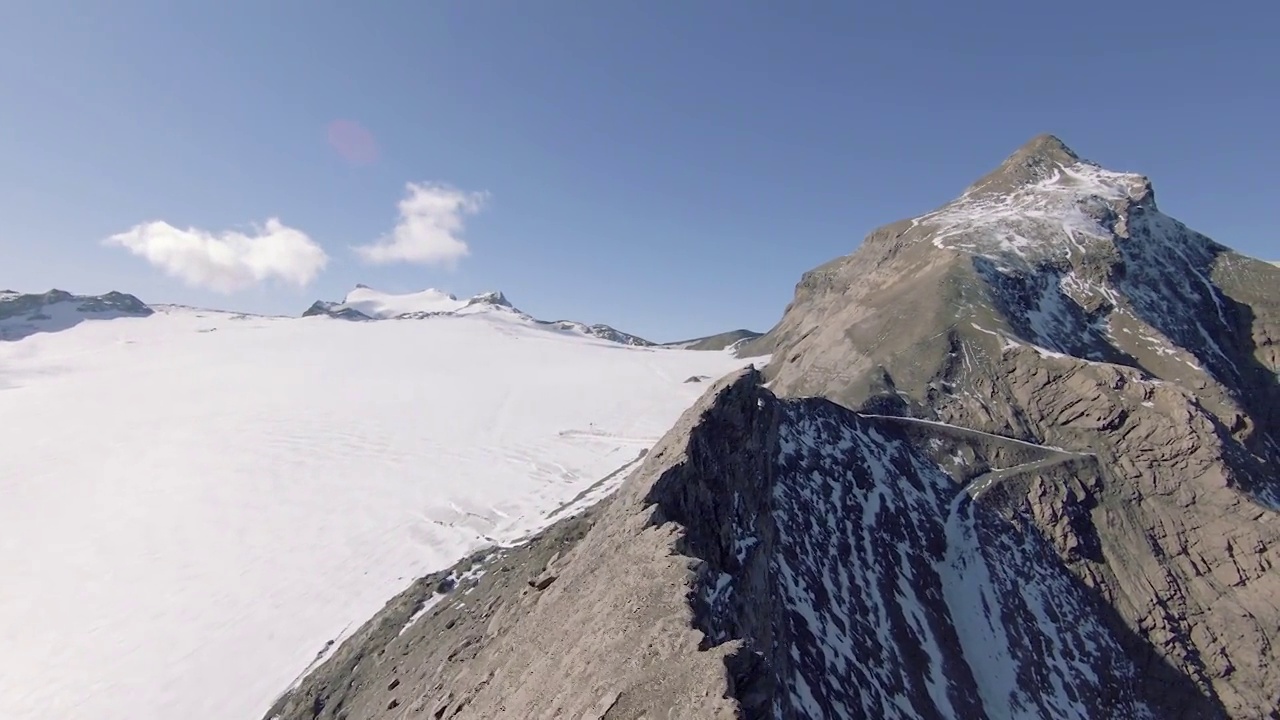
[354, 182, 484, 266]
[105, 219, 329, 293]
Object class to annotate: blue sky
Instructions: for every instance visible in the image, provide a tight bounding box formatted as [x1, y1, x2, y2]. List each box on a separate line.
[2, 1, 1275, 342]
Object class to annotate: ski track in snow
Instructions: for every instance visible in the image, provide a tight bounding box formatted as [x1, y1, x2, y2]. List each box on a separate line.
[0, 307, 755, 720]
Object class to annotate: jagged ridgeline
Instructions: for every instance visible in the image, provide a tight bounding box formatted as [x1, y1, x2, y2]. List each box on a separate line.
[267, 136, 1280, 719]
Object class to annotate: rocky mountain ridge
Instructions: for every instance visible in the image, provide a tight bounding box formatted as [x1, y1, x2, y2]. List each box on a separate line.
[665, 329, 764, 352]
[0, 289, 153, 341]
[267, 135, 1279, 718]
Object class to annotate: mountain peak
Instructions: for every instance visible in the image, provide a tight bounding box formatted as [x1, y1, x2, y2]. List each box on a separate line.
[1010, 133, 1079, 165]
[965, 133, 1088, 196]
[896, 136, 1162, 267]
[464, 290, 513, 309]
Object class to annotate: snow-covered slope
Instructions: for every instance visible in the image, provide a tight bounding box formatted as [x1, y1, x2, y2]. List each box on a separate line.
[0, 303, 756, 720]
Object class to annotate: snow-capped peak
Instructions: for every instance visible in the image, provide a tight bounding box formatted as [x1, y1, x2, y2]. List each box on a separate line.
[342, 286, 467, 318]
[909, 134, 1159, 267]
[464, 290, 514, 309]
[304, 286, 516, 321]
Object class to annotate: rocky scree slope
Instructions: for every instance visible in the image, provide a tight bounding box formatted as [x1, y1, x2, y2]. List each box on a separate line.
[741, 134, 1280, 716]
[268, 368, 1183, 719]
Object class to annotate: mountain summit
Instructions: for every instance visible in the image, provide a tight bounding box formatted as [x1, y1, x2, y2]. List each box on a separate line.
[270, 138, 1280, 719]
[1013, 132, 1078, 161]
[967, 132, 1082, 192]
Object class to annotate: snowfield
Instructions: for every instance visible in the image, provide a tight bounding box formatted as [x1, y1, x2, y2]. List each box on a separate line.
[0, 304, 755, 720]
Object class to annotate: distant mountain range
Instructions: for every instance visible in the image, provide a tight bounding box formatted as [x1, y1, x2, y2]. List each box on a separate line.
[0, 284, 761, 353]
[302, 284, 761, 350]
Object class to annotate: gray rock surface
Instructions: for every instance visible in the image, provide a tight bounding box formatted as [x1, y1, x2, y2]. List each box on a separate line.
[266, 136, 1280, 719]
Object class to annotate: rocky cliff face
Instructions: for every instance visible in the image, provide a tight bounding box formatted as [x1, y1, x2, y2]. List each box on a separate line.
[266, 136, 1280, 719]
